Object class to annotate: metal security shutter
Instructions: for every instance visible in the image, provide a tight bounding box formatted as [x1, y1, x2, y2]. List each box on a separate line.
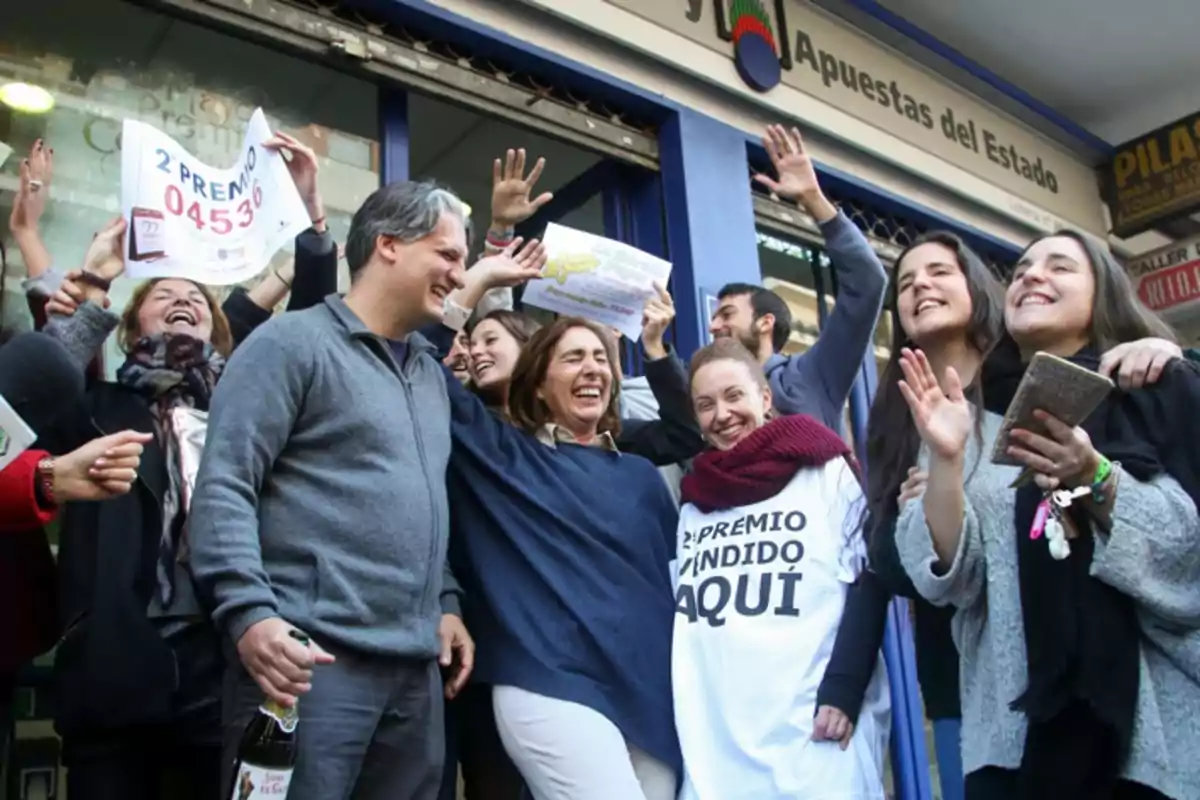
[134, 0, 660, 168]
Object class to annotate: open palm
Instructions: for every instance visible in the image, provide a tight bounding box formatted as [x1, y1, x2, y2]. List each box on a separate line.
[897, 348, 971, 460]
[491, 148, 553, 228]
[753, 124, 819, 201]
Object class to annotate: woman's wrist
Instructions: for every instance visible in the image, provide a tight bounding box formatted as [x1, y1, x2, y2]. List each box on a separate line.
[305, 195, 326, 232]
[485, 223, 516, 252]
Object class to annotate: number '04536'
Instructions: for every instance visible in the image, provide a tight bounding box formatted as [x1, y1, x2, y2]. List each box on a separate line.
[163, 181, 262, 233]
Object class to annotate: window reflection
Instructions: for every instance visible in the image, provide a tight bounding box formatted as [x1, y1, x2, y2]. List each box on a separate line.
[1, 0, 379, 374]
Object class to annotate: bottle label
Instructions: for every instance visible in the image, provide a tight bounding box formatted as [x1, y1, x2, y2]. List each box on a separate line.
[230, 763, 294, 799]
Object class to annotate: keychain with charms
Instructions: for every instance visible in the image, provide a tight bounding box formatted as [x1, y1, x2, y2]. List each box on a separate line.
[1045, 486, 1091, 560]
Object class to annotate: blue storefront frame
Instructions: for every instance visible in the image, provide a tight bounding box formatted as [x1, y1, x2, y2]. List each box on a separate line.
[361, 3, 1032, 798]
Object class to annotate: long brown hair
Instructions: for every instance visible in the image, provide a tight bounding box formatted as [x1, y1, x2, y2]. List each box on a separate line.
[866, 232, 1005, 530]
[118, 278, 234, 357]
[507, 316, 622, 438]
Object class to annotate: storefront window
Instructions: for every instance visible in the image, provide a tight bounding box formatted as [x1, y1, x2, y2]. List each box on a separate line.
[756, 227, 831, 356]
[1, 0, 379, 374]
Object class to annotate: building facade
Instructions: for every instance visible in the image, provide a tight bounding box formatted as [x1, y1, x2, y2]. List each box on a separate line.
[0, 1, 1113, 797]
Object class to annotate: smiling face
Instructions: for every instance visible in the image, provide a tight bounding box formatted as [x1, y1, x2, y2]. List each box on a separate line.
[536, 325, 614, 440]
[135, 279, 214, 343]
[381, 212, 468, 324]
[469, 318, 522, 392]
[709, 293, 768, 359]
[691, 358, 771, 450]
[443, 330, 470, 384]
[895, 242, 973, 347]
[1005, 235, 1095, 357]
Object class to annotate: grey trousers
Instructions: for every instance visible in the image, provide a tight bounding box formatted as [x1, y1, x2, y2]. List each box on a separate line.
[221, 642, 444, 800]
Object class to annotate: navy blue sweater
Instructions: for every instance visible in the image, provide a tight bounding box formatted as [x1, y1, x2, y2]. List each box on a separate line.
[442, 370, 682, 773]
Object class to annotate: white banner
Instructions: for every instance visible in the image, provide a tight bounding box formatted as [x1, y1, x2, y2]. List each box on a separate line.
[523, 223, 673, 339]
[120, 107, 311, 285]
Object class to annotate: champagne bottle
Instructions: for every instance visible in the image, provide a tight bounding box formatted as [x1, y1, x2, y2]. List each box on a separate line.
[228, 631, 308, 799]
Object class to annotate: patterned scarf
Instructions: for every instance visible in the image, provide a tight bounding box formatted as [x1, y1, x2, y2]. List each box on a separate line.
[116, 334, 224, 608]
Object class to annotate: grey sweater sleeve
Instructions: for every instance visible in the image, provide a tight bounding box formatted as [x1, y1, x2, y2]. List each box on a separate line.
[440, 559, 464, 617]
[23, 266, 68, 299]
[42, 302, 119, 371]
[896, 494, 987, 611]
[1091, 473, 1200, 627]
[189, 321, 313, 643]
[768, 211, 888, 422]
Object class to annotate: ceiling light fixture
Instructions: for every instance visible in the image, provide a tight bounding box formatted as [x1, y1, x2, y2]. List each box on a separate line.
[0, 82, 55, 114]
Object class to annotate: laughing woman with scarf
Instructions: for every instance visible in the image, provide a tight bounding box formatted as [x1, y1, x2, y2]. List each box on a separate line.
[673, 338, 890, 799]
[27, 208, 336, 800]
[895, 230, 1200, 800]
[26, 218, 235, 799]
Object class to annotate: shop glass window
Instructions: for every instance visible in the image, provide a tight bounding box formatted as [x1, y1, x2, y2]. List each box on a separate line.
[1, 0, 379, 375]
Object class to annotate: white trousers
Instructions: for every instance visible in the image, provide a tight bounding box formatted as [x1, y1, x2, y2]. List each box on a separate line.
[492, 685, 677, 800]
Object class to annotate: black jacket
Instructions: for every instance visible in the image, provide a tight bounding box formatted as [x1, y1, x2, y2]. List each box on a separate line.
[868, 513, 961, 720]
[41, 229, 338, 738]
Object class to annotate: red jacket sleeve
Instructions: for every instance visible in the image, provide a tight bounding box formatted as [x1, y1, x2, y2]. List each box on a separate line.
[0, 450, 56, 532]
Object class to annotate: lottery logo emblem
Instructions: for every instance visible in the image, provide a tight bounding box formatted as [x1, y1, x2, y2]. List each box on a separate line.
[730, 0, 781, 92]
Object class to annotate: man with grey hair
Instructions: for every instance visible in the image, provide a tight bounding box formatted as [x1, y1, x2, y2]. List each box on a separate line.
[190, 179, 474, 799]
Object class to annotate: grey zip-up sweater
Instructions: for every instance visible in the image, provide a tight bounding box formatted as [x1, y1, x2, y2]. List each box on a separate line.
[190, 295, 456, 658]
[897, 410, 1200, 799]
[764, 210, 888, 433]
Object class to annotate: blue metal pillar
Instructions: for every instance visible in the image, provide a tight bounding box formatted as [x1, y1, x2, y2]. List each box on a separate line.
[379, 87, 410, 185]
[659, 108, 761, 360]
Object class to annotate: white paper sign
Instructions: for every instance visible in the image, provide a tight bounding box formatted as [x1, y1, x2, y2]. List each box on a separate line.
[120, 108, 311, 285]
[0, 394, 37, 472]
[522, 223, 673, 339]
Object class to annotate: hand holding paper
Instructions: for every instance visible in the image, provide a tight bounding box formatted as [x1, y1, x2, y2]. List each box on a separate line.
[121, 108, 312, 285]
[263, 131, 324, 227]
[82, 216, 128, 282]
[641, 282, 674, 359]
[522, 223, 673, 339]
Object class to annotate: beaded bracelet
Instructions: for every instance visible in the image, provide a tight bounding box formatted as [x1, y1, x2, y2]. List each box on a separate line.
[1090, 455, 1115, 504]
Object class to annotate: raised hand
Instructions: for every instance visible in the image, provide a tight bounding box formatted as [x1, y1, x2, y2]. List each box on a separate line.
[896, 348, 971, 461]
[82, 216, 128, 283]
[641, 282, 674, 360]
[753, 124, 821, 202]
[490, 148, 553, 228]
[476, 237, 548, 288]
[9, 139, 53, 235]
[263, 131, 324, 227]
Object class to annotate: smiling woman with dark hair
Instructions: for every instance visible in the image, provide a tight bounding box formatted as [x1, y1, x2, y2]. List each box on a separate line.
[437, 306, 686, 800]
[892, 229, 1200, 800]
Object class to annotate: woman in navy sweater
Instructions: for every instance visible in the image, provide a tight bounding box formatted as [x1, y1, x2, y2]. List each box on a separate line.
[439, 309, 681, 800]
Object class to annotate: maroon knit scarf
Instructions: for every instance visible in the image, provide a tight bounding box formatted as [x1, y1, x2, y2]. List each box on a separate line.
[682, 414, 856, 513]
